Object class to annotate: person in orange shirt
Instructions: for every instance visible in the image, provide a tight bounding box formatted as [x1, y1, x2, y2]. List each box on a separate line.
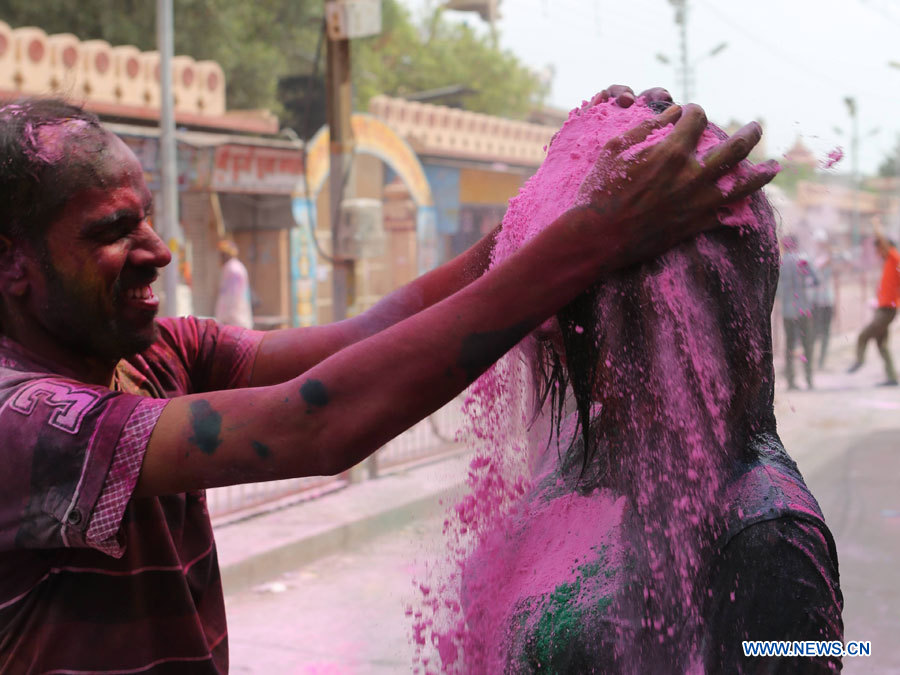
[848, 233, 900, 385]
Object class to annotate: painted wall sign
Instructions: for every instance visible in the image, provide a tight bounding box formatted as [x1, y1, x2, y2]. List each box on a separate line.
[118, 134, 211, 192]
[212, 145, 305, 194]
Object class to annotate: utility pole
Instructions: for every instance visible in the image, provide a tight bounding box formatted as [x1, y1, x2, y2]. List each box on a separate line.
[325, 1, 355, 323]
[157, 0, 180, 316]
[678, 2, 689, 101]
[669, 0, 690, 101]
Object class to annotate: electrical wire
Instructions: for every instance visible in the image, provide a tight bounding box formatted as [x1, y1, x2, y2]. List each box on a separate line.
[506, 0, 675, 41]
[855, 0, 900, 31]
[696, 0, 897, 107]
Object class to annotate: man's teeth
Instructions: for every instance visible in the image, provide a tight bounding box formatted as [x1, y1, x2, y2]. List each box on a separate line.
[127, 286, 152, 300]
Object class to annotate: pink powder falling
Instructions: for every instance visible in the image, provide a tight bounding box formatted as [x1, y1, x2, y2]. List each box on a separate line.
[410, 99, 778, 672]
[821, 146, 844, 170]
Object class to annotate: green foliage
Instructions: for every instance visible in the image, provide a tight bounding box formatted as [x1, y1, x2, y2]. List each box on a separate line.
[0, 0, 320, 114]
[0, 0, 547, 122]
[353, 1, 549, 119]
[0, 0, 157, 51]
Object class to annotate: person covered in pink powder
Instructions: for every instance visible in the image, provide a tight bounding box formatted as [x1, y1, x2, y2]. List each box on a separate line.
[0, 94, 776, 672]
[459, 91, 842, 673]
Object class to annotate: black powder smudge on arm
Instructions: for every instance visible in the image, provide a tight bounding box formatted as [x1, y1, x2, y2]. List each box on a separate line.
[252, 441, 272, 460]
[188, 400, 223, 455]
[300, 379, 329, 413]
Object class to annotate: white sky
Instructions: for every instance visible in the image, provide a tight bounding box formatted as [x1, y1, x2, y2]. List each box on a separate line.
[402, 0, 900, 175]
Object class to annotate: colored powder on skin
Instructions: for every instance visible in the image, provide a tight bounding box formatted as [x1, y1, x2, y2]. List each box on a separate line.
[410, 100, 778, 673]
[0, 106, 95, 167]
[31, 120, 91, 164]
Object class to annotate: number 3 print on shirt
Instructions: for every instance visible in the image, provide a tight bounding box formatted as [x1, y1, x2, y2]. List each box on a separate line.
[6, 381, 101, 434]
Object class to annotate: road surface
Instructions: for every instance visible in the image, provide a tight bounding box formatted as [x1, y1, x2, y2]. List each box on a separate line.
[226, 336, 900, 673]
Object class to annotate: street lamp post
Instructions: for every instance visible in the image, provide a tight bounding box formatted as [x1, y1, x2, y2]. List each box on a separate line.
[887, 61, 900, 238]
[156, 0, 180, 316]
[838, 96, 880, 312]
[844, 96, 861, 249]
[840, 97, 879, 248]
[655, 41, 727, 102]
[671, 0, 689, 101]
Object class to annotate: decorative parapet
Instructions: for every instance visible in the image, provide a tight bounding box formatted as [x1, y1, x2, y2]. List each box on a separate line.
[369, 95, 556, 168]
[0, 21, 232, 121]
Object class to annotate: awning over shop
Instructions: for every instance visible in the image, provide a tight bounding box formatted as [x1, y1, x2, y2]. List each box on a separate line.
[104, 122, 305, 195]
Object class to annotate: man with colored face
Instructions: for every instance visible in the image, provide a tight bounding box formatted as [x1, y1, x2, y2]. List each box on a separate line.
[15, 129, 169, 365]
[0, 93, 777, 672]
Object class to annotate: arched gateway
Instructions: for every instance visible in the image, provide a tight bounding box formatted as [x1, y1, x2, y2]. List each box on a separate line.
[290, 114, 435, 326]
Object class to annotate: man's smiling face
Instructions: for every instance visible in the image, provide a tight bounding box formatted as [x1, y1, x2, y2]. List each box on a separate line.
[25, 130, 172, 362]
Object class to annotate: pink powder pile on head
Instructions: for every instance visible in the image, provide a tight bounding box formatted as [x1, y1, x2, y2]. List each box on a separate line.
[30, 119, 93, 164]
[410, 99, 778, 673]
[490, 100, 766, 269]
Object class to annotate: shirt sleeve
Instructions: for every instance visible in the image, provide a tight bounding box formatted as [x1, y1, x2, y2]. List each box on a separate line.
[703, 517, 844, 673]
[155, 316, 265, 392]
[0, 378, 167, 557]
[84, 397, 168, 556]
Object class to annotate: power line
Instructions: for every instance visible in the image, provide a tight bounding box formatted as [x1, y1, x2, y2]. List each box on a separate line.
[855, 0, 900, 30]
[695, 0, 897, 108]
[508, 0, 674, 41]
[697, 0, 845, 88]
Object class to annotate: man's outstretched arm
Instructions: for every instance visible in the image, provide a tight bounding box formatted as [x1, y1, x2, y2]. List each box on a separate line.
[248, 221, 499, 386]
[136, 104, 778, 497]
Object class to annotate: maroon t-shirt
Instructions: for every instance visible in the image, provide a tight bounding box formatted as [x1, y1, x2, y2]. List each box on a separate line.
[0, 317, 264, 674]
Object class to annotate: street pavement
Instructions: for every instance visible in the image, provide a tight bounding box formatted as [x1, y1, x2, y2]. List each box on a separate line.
[226, 514, 442, 674]
[776, 333, 900, 675]
[224, 332, 900, 674]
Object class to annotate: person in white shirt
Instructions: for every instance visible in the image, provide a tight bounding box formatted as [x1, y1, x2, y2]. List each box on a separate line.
[214, 238, 253, 329]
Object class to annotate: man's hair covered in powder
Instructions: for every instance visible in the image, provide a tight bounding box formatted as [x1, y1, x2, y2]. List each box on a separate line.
[0, 98, 105, 243]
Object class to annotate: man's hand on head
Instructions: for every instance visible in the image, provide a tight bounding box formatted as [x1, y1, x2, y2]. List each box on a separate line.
[582, 85, 675, 111]
[574, 103, 779, 269]
[551, 85, 675, 150]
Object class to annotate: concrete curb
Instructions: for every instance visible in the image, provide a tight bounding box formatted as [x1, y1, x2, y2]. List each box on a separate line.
[215, 452, 470, 595]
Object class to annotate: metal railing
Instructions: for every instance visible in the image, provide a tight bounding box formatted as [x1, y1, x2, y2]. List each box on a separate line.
[373, 397, 463, 473]
[206, 475, 345, 520]
[206, 396, 465, 518]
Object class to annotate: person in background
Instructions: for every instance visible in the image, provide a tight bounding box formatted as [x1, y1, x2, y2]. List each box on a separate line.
[811, 231, 837, 370]
[847, 231, 900, 386]
[778, 234, 817, 390]
[214, 238, 253, 329]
